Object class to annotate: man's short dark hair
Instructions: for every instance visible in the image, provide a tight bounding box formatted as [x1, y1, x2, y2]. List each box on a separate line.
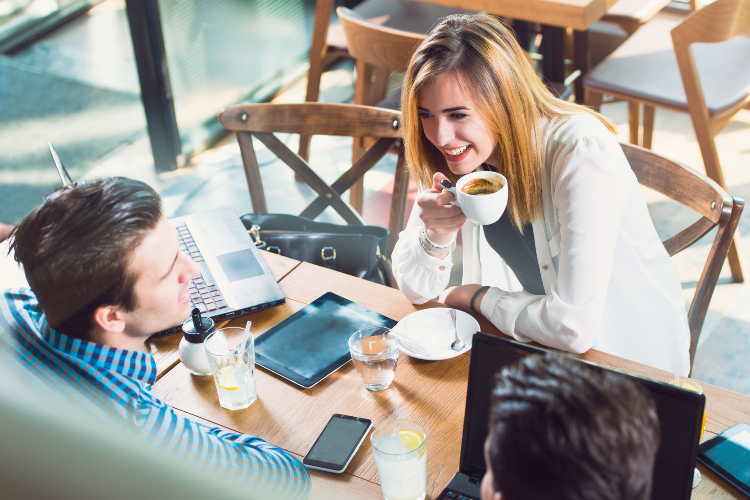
[488, 354, 660, 500]
[9, 177, 162, 340]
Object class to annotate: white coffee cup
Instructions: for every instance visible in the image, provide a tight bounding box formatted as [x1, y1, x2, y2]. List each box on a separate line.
[444, 171, 508, 226]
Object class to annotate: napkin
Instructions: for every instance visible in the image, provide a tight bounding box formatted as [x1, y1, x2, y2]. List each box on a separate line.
[397, 309, 456, 355]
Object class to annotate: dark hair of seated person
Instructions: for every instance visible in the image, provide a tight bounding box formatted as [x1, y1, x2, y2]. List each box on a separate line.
[9, 177, 162, 341]
[488, 354, 660, 500]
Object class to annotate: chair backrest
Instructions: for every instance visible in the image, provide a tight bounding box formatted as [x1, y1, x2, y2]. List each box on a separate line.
[620, 143, 744, 372]
[218, 101, 404, 230]
[671, 0, 750, 135]
[338, 7, 425, 75]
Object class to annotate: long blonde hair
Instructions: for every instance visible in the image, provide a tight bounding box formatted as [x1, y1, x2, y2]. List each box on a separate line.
[401, 14, 616, 228]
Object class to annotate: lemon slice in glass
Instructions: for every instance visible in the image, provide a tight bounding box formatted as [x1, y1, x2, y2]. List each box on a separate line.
[217, 366, 239, 390]
[399, 430, 423, 451]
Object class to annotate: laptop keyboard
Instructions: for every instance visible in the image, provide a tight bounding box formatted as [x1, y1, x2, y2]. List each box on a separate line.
[439, 490, 479, 500]
[175, 222, 229, 314]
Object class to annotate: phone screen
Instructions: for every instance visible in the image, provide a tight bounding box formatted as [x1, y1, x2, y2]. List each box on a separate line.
[703, 429, 750, 485]
[304, 415, 372, 471]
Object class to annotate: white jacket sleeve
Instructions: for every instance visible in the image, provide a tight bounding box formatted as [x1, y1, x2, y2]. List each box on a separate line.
[391, 201, 455, 304]
[480, 134, 629, 354]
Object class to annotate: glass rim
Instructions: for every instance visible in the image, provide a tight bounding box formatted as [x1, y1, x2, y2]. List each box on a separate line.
[204, 327, 253, 357]
[370, 419, 426, 456]
[348, 327, 399, 357]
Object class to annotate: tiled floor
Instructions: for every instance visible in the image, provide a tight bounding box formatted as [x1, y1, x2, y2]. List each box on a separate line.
[8, 2, 750, 394]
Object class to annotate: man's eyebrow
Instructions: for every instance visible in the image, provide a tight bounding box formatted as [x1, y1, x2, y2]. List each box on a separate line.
[161, 251, 179, 280]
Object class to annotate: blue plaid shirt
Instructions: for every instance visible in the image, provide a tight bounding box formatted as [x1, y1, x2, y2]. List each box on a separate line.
[0, 288, 311, 499]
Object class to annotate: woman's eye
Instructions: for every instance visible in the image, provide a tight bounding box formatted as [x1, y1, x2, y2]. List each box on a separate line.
[418, 112, 432, 119]
[451, 113, 467, 119]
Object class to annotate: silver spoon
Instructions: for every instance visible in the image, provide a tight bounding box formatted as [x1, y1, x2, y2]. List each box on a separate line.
[449, 309, 465, 351]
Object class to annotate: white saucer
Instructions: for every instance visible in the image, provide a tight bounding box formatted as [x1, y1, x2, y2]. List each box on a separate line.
[393, 308, 479, 360]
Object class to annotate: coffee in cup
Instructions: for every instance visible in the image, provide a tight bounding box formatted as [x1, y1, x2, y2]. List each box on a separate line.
[444, 171, 508, 226]
[461, 176, 504, 196]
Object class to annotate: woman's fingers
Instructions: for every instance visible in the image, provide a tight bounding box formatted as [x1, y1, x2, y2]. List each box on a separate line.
[425, 213, 466, 234]
[432, 171, 450, 191]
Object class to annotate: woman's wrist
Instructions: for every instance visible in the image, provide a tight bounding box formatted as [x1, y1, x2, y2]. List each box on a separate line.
[421, 223, 456, 248]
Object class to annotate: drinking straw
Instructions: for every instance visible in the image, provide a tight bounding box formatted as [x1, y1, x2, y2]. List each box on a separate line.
[241, 321, 252, 349]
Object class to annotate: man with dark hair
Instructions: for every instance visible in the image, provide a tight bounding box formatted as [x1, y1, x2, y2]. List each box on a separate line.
[482, 354, 660, 500]
[1, 178, 310, 499]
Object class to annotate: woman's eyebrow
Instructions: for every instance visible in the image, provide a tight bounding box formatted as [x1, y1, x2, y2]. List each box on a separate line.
[416, 105, 470, 113]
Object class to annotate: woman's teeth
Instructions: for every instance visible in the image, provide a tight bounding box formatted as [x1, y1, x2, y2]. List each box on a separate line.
[445, 145, 469, 156]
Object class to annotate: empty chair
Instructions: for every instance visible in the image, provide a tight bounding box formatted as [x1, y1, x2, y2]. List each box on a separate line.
[583, 0, 750, 282]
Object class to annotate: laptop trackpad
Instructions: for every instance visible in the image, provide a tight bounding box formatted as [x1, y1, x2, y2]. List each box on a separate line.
[216, 249, 264, 283]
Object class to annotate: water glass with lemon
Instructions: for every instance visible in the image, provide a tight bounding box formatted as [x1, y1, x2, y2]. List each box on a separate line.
[371, 420, 427, 500]
[204, 327, 256, 410]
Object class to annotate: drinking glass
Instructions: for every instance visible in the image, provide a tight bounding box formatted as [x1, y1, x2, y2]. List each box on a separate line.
[349, 327, 399, 391]
[371, 420, 427, 500]
[204, 327, 256, 410]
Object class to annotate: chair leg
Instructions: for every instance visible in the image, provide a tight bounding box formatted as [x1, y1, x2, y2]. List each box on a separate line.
[583, 88, 603, 112]
[628, 101, 641, 146]
[694, 118, 744, 281]
[642, 105, 655, 150]
[387, 146, 410, 257]
[299, 0, 335, 162]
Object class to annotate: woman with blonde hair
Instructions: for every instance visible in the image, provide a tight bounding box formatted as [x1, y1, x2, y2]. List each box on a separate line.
[392, 13, 690, 374]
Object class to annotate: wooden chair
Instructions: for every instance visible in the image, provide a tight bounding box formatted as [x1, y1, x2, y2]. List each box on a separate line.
[337, 6, 423, 214]
[299, 0, 472, 163]
[601, 0, 674, 37]
[583, 0, 750, 282]
[217, 103, 410, 258]
[622, 143, 744, 372]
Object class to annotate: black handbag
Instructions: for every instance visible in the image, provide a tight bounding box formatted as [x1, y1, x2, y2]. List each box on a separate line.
[239, 213, 394, 287]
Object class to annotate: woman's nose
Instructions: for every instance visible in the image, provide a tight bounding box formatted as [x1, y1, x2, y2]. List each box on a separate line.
[434, 119, 454, 146]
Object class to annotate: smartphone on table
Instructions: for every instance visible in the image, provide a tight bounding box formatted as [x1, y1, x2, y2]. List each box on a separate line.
[303, 414, 373, 474]
[697, 422, 750, 498]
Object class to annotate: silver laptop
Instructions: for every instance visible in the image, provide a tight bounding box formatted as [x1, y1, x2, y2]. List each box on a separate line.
[150, 207, 285, 338]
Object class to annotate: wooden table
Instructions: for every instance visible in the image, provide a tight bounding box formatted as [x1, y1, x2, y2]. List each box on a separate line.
[413, 0, 620, 101]
[151, 257, 750, 499]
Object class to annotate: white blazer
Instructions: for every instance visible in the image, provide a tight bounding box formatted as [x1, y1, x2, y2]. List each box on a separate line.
[392, 114, 691, 375]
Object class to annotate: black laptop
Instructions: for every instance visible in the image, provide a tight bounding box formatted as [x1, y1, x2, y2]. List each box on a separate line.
[437, 333, 706, 500]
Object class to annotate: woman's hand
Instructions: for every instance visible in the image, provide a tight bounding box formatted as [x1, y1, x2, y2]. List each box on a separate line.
[416, 172, 466, 243]
[438, 284, 488, 312]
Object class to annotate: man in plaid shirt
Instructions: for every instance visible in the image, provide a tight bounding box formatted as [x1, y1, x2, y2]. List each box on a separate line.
[1, 177, 310, 499]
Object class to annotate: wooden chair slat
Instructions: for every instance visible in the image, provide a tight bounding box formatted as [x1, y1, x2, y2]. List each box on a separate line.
[220, 103, 402, 139]
[663, 217, 717, 256]
[299, 137, 397, 221]
[253, 132, 366, 226]
[621, 143, 729, 222]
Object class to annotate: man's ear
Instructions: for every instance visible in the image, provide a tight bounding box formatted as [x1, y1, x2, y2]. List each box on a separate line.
[92, 305, 127, 334]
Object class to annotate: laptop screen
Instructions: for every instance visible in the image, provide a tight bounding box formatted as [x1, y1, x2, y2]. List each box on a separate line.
[460, 333, 705, 500]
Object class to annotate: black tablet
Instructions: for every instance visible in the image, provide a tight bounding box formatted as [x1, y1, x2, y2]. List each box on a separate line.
[254, 292, 397, 389]
[697, 423, 750, 498]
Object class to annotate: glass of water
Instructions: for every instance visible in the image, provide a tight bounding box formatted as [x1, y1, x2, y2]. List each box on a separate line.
[204, 327, 257, 410]
[349, 326, 399, 391]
